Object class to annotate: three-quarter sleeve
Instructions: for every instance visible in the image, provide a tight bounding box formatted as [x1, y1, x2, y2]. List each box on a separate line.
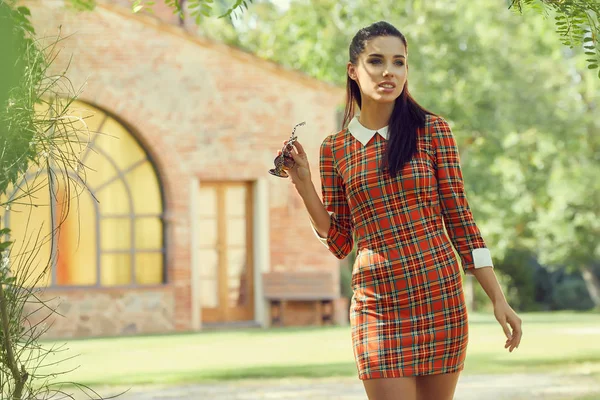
[432, 116, 494, 274]
[309, 135, 354, 259]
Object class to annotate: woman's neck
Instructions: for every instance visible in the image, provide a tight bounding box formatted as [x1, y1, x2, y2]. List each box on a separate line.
[357, 99, 394, 131]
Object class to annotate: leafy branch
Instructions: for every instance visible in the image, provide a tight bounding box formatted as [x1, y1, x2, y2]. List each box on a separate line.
[0, 1, 124, 398]
[67, 0, 254, 23]
[510, 0, 600, 77]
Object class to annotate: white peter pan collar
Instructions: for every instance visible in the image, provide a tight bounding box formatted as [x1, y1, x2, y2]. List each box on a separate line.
[348, 116, 389, 146]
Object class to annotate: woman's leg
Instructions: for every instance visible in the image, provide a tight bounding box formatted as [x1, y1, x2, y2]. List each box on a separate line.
[415, 371, 461, 400]
[363, 377, 418, 400]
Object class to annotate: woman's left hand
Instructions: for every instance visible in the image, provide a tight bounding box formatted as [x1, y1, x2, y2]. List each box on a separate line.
[493, 300, 522, 352]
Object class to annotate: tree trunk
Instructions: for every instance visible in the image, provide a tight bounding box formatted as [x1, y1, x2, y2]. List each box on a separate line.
[581, 265, 600, 308]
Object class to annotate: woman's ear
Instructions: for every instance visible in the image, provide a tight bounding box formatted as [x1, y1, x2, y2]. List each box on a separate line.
[347, 62, 357, 81]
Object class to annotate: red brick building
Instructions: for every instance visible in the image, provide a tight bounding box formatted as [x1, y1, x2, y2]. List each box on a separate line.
[6, 0, 348, 338]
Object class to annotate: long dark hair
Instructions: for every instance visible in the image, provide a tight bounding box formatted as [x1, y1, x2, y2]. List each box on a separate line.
[343, 21, 436, 177]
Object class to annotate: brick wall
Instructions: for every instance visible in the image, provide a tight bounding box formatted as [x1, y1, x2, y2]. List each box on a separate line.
[24, 0, 347, 337]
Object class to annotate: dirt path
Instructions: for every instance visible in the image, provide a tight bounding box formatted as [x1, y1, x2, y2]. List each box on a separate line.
[87, 372, 600, 400]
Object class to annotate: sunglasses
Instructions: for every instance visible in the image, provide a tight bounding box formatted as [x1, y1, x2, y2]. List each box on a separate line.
[269, 121, 306, 178]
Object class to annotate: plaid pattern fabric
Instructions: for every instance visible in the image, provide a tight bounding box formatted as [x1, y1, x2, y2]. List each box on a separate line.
[318, 114, 490, 379]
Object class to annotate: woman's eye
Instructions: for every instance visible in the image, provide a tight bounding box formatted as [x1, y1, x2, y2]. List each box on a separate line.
[368, 59, 404, 66]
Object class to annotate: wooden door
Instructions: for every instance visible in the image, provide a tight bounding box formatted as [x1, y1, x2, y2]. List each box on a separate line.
[197, 182, 254, 324]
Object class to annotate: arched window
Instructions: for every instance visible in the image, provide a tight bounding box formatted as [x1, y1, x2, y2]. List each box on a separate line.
[1, 101, 165, 287]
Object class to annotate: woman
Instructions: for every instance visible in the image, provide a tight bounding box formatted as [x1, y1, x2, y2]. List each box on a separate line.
[280, 21, 522, 400]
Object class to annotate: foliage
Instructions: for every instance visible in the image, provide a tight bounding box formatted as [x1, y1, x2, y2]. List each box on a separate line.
[0, 1, 121, 399]
[510, 0, 600, 77]
[494, 248, 539, 311]
[66, 0, 254, 23]
[0, 3, 40, 196]
[551, 272, 595, 310]
[473, 269, 521, 312]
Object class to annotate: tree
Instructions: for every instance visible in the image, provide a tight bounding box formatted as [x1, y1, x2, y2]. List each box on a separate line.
[510, 0, 600, 77]
[62, 0, 600, 79]
[66, 0, 254, 23]
[0, 1, 123, 398]
[197, 0, 599, 307]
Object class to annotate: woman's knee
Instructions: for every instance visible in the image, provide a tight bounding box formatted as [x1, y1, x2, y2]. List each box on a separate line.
[363, 376, 418, 400]
[416, 371, 461, 400]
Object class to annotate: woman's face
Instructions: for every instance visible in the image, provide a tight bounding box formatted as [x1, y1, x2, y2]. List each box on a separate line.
[348, 35, 407, 104]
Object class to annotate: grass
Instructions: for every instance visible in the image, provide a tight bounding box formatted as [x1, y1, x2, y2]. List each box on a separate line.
[34, 311, 600, 387]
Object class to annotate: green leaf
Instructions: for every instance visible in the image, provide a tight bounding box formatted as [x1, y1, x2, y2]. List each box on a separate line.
[583, 37, 594, 43]
[17, 6, 31, 16]
[588, 64, 599, 69]
[0, 228, 10, 236]
[133, 4, 144, 13]
[0, 241, 13, 251]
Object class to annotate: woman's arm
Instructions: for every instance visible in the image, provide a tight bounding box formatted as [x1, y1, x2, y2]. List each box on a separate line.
[432, 116, 493, 274]
[287, 137, 354, 259]
[431, 115, 522, 351]
[472, 266, 523, 352]
[297, 183, 331, 238]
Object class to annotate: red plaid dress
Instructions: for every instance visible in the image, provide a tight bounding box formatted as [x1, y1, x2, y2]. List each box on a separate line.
[312, 114, 494, 379]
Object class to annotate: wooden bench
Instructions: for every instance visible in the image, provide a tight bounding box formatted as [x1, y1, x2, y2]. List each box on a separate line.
[263, 271, 338, 326]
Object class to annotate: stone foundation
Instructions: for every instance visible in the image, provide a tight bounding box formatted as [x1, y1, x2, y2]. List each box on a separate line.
[23, 286, 175, 339]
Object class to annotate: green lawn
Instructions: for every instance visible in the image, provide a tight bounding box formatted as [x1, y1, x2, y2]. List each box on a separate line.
[35, 311, 600, 386]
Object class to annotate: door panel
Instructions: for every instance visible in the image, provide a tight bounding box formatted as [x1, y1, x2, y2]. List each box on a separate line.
[198, 182, 254, 324]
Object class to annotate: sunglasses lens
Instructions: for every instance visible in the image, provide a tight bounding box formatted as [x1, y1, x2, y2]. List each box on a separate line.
[269, 168, 288, 178]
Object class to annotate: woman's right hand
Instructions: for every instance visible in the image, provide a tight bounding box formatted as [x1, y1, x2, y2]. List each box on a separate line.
[280, 140, 312, 194]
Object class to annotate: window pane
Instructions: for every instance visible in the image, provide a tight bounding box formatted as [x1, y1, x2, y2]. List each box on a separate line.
[56, 187, 98, 286]
[198, 218, 217, 248]
[135, 253, 163, 285]
[200, 279, 218, 309]
[135, 218, 162, 249]
[127, 162, 162, 214]
[95, 117, 146, 171]
[101, 253, 131, 286]
[226, 217, 246, 247]
[96, 180, 130, 215]
[101, 218, 131, 250]
[198, 249, 218, 279]
[227, 248, 249, 307]
[67, 102, 107, 135]
[225, 185, 246, 217]
[199, 249, 218, 308]
[4, 175, 52, 287]
[198, 186, 217, 217]
[83, 144, 119, 192]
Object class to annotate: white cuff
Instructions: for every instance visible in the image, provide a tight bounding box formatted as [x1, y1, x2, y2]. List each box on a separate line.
[311, 211, 334, 247]
[473, 248, 493, 268]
